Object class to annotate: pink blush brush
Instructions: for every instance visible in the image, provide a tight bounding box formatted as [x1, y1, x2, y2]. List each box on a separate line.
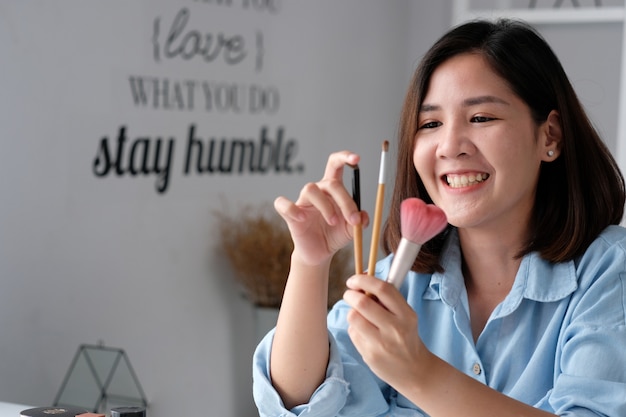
[386, 198, 448, 289]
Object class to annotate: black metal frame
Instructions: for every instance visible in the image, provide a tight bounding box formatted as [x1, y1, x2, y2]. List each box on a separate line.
[53, 344, 148, 413]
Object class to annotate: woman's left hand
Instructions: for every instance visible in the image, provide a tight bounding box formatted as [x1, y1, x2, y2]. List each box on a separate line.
[343, 274, 432, 390]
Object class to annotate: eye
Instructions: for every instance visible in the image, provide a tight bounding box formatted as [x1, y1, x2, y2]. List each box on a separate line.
[471, 115, 496, 123]
[419, 121, 442, 129]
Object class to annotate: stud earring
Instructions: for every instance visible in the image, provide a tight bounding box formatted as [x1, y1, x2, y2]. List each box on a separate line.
[547, 150, 555, 157]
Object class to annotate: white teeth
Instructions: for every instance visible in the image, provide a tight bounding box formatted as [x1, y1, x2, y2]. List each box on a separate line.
[445, 173, 489, 188]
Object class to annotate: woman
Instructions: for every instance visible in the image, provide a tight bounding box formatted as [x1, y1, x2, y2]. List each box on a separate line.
[253, 19, 626, 416]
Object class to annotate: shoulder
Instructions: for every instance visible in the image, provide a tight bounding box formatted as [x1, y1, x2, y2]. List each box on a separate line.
[570, 225, 626, 327]
[591, 224, 626, 247]
[576, 225, 626, 270]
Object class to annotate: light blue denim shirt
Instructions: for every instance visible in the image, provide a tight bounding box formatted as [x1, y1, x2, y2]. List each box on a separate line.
[253, 226, 626, 417]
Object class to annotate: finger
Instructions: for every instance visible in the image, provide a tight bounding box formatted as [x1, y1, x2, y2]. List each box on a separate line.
[296, 177, 364, 227]
[345, 274, 407, 317]
[318, 177, 363, 226]
[297, 182, 343, 226]
[322, 151, 360, 181]
[274, 196, 305, 223]
[305, 151, 361, 226]
[343, 282, 391, 326]
[360, 210, 370, 228]
[346, 306, 380, 346]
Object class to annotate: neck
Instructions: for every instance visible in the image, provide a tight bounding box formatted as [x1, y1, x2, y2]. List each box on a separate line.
[457, 216, 529, 286]
[458, 226, 527, 341]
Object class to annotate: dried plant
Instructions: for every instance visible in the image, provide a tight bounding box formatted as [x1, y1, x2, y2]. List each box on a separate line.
[214, 202, 352, 308]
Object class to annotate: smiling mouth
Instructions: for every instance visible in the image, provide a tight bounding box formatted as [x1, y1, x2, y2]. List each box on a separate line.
[444, 173, 490, 188]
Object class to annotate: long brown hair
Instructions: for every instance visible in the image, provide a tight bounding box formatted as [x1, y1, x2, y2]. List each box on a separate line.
[382, 19, 625, 272]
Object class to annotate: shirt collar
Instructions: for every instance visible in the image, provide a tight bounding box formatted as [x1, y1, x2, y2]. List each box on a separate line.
[424, 228, 578, 310]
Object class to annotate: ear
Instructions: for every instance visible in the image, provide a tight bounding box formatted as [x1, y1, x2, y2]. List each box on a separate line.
[540, 110, 562, 162]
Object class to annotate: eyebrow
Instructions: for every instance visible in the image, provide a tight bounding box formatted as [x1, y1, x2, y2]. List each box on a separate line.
[419, 95, 510, 112]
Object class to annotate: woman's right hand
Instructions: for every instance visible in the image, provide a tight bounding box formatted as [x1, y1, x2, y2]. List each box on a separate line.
[270, 151, 367, 408]
[274, 151, 368, 267]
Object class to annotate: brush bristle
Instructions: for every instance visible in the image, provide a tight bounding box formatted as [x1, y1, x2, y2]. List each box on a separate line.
[382, 140, 389, 152]
[400, 198, 447, 245]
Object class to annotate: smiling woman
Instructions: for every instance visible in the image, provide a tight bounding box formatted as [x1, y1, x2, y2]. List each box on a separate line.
[253, 18, 626, 417]
[413, 53, 554, 237]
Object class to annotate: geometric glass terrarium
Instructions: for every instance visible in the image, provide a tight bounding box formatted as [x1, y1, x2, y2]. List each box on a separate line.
[53, 344, 147, 413]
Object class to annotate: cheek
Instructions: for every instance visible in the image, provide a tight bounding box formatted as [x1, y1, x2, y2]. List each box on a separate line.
[413, 139, 436, 183]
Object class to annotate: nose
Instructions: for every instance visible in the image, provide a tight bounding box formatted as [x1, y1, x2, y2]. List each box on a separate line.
[435, 121, 475, 159]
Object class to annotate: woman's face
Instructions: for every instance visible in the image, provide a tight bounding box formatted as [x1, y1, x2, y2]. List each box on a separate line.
[414, 53, 553, 233]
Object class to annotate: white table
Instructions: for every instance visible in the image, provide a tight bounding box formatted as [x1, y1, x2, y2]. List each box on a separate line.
[0, 402, 33, 417]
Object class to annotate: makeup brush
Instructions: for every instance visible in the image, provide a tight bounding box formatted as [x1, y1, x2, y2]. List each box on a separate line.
[350, 164, 363, 274]
[386, 198, 448, 289]
[367, 140, 389, 276]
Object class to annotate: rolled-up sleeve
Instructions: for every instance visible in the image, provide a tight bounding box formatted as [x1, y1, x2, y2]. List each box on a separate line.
[252, 327, 391, 417]
[252, 254, 427, 417]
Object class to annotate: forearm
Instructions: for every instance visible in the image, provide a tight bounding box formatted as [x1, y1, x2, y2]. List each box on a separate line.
[405, 352, 556, 417]
[269, 254, 332, 409]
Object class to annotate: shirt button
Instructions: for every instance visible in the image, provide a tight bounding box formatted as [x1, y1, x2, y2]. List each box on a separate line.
[472, 363, 482, 375]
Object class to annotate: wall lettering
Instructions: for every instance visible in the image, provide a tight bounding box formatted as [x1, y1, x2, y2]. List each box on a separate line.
[92, 2, 303, 194]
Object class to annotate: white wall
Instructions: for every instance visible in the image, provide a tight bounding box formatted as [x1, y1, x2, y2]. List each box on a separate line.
[0, 1, 431, 416]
